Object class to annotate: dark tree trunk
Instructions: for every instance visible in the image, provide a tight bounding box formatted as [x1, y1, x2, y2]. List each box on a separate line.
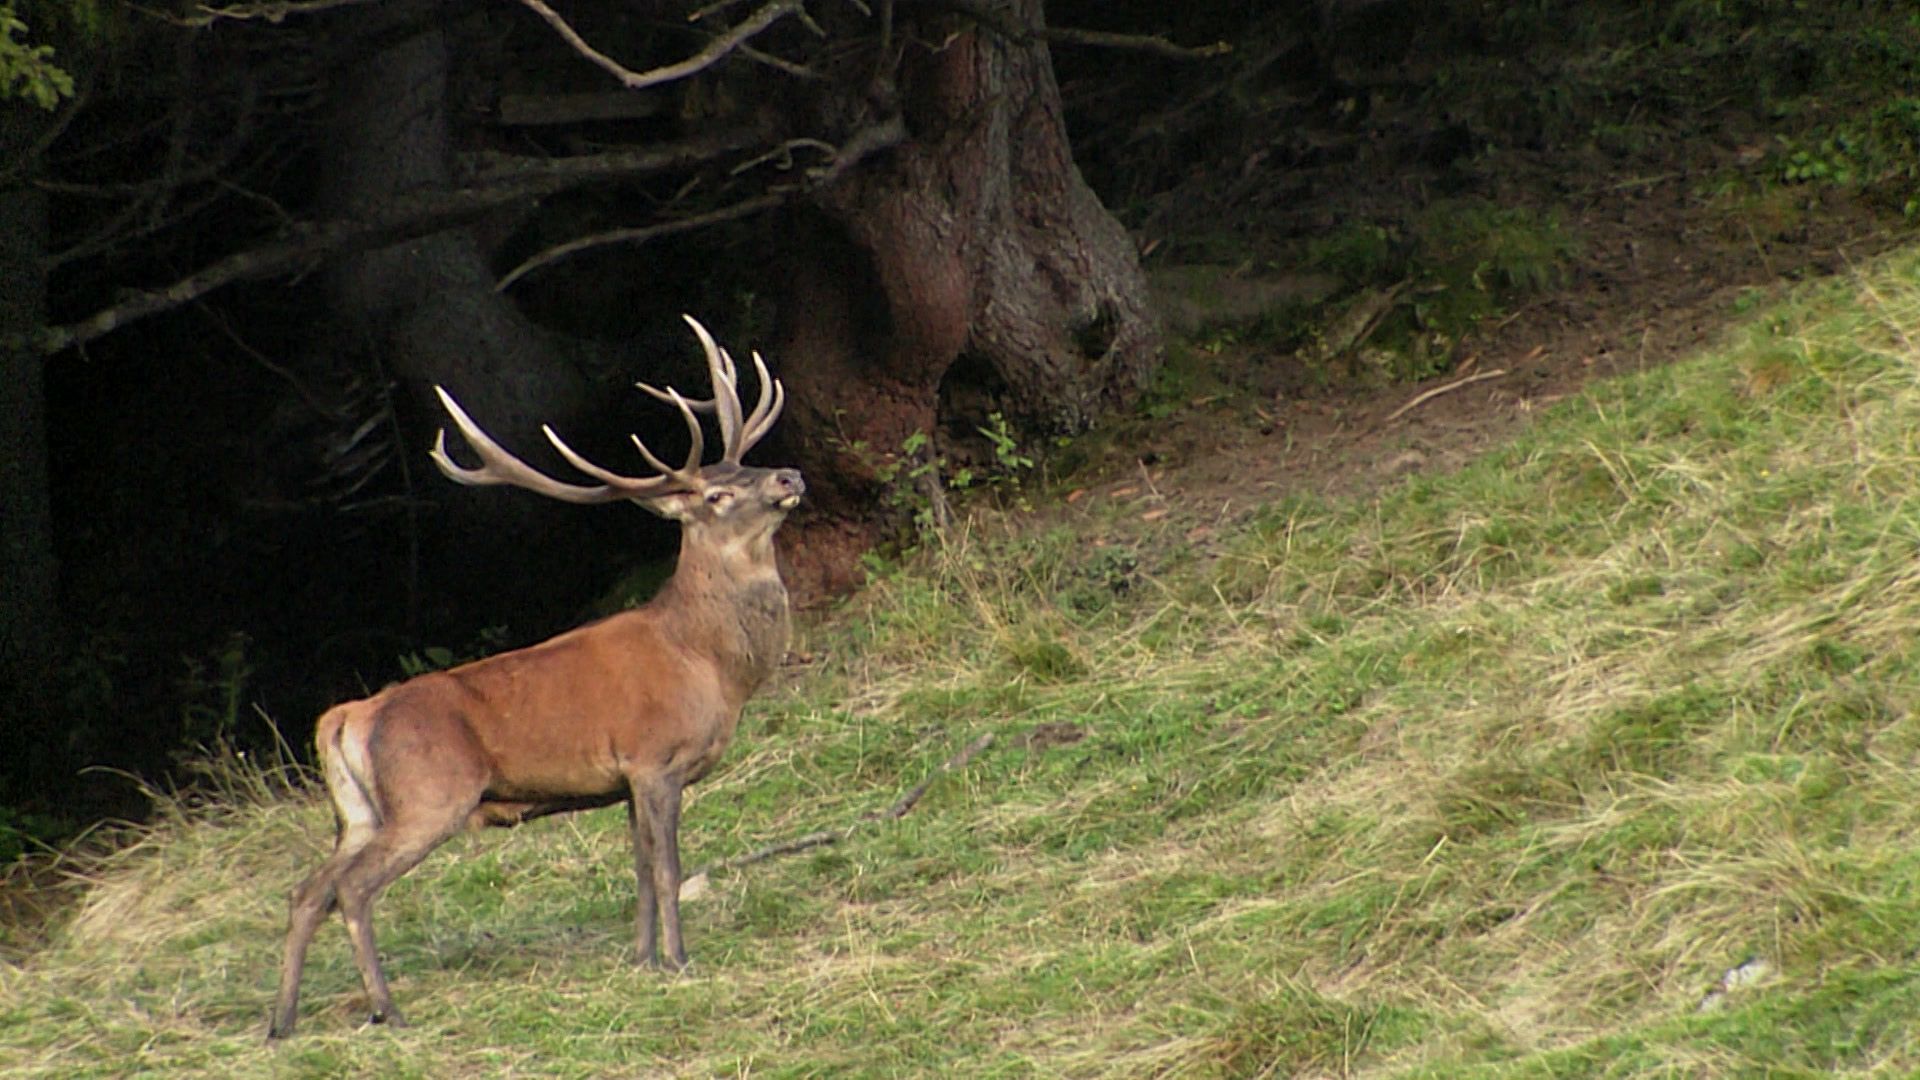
[0, 103, 66, 795]
[775, 0, 1158, 593]
[318, 1, 601, 628]
[322, 1, 588, 436]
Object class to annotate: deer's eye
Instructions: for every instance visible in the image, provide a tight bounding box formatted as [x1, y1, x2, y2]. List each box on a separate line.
[706, 490, 733, 505]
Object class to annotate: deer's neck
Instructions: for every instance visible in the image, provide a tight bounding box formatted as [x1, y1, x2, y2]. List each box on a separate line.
[652, 536, 790, 698]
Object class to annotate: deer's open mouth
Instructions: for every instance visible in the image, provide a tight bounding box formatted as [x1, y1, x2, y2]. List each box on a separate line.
[778, 494, 802, 509]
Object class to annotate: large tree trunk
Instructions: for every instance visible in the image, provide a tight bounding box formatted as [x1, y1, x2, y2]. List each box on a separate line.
[318, 1, 601, 629]
[322, 3, 585, 434]
[775, 0, 1158, 593]
[0, 103, 66, 794]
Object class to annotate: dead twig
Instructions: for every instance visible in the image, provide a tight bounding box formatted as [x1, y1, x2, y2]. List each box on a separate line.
[496, 194, 783, 292]
[1385, 368, 1508, 423]
[684, 731, 995, 888]
[701, 830, 840, 873]
[173, 0, 382, 26]
[513, 0, 803, 92]
[919, 0, 1230, 60]
[493, 115, 906, 291]
[1042, 26, 1232, 61]
[870, 731, 995, 821]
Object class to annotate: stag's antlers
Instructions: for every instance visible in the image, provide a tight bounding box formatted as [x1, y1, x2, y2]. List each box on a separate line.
[429, 315, 785, 503]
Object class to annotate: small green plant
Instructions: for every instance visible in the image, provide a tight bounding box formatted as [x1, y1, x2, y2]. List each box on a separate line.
[1289, 201, 1581, 382]
[1303, 222, 1398, 285]
[1770, 97, 1920, 216]
[1414, 199, 1581, 296]
[876, 429, 946, 537]
[975, 411, 1034, 487]
[176, 632, 253, 749]
[1135, 343, 1222, 420]
[1776, 134, 1861, 186]
[859, 416, 1038, 542]
[398, 624, 511, 677]
[0, 803, 65, 864]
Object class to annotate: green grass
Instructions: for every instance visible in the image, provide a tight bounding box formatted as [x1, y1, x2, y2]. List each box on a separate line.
[12, 250, 1920, 1076]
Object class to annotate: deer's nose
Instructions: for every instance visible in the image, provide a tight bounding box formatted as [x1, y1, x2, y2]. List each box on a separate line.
[774, 469, 805, 496]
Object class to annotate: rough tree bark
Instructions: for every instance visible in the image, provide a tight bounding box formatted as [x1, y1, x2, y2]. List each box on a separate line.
[774, 0, 1159, 592]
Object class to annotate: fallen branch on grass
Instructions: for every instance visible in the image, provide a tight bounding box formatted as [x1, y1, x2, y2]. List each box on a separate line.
[682, 731, 996, 895]
[869, 731, 996, 822]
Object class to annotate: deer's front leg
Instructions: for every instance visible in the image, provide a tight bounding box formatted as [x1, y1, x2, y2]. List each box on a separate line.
[626, 793, 660, 967]
[627, 773, 688, 971]
[648, 776, 688, 971]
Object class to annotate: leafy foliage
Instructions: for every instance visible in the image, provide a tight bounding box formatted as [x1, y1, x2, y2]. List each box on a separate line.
[843, 415, 1039, 549]
[0, 2, 75, 109]
[1290, 200, 1580, 380]
[1771, 96, 1920, 217]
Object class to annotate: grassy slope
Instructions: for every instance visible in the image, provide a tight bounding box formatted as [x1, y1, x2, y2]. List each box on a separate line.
[9, 252, 1920, 1077]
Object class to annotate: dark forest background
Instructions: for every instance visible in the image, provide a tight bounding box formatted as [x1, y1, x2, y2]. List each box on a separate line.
[4, 0, 1917, 853]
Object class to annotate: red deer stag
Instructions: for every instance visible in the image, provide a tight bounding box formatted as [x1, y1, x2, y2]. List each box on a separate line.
[268, 316, 802, 1039]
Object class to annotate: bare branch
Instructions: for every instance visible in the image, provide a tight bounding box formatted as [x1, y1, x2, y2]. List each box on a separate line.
[913, 0, 1232, 61]
[694, 830, 839, 874]
[463, 126, 763, 185]
[738, 42, 820, 80]
[197, 304, 338, 418]
[1385, 368, 1509, 422]
[493, 92, 668, 127]
[497, 194, 782, 292]
[26, 128, 764, 357]
[683, 731, 995, 887]
[512, 0, 806, 91]
[170, 0, 384, 27]
[688, 0, 754, 23]
[792, 4, 827, 37]
[496, 117, 906, 290]
[728, 137, 837, 176]
[0, 69, 89, 188]
[1042, 25, 1232, 61]
[869, 731, 993, 821]
[802, 114, 907, 186]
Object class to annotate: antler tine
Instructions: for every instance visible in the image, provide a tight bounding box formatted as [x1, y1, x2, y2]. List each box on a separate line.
[668, 386, 707, 474]
[680, 315, 747, 461]
[629, 318, 785, 463]
[432, 386, 697, 504]
[543, 425, 694, 494]
[735, 350, 786, 454]
[431, 387, 628, 505]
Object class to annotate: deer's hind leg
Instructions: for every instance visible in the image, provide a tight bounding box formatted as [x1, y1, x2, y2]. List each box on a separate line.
[270, 715, 385, 1039]
[331, 812, 469, 1028]
[329, 715, 491, 1029]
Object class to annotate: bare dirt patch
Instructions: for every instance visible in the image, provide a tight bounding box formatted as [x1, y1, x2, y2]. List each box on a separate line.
[1071, 162, 1907, 535]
